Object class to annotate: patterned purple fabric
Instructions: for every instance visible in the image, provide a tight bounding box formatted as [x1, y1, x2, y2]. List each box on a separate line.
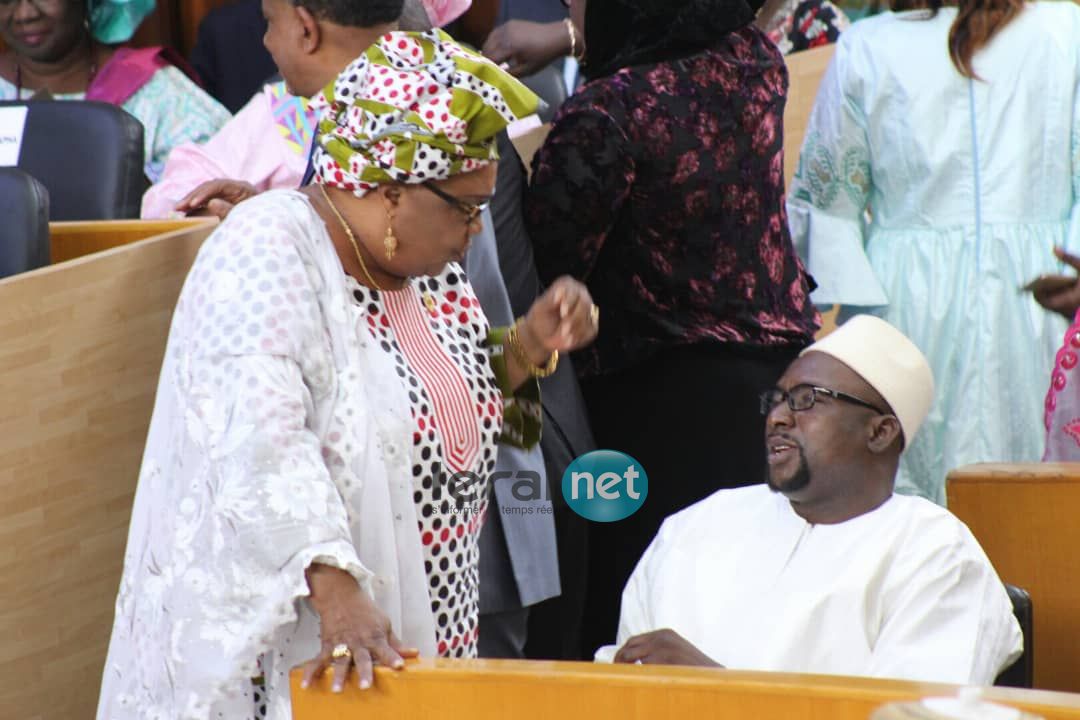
[1043, 312, 1080, 461]
[525, 26, 819, 378]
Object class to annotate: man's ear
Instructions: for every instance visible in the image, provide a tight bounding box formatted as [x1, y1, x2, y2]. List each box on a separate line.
[294, 4, 323, 54]
[867, 415, 903, 454]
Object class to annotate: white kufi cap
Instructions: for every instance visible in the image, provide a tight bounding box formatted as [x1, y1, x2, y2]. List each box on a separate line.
[800, 315, 934, 447]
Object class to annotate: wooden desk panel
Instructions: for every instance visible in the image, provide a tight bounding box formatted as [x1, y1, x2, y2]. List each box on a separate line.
[0, 225, 212, 720]
[50, 218, 216, 264]
[948, 463, 1080, 693]
[291, 659, 1080, 720]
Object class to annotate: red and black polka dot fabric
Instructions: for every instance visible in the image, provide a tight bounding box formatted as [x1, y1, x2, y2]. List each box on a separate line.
[349, 264, 501, 658]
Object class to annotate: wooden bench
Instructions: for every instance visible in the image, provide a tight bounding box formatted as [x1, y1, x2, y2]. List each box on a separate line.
[49, 218, 215, 264]
[948, 463, 1080, 693]
[290, 658, 1080, 720]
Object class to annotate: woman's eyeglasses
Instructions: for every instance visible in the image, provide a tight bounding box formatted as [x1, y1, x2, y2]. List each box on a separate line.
[419, 182, 490, 224]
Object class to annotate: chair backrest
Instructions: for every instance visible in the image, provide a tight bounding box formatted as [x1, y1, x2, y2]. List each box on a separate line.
[996, 583, 1034, 689]
[521, 63, 568, 124]
[0, 167, 49, 278]
[0, 100, 147, 221]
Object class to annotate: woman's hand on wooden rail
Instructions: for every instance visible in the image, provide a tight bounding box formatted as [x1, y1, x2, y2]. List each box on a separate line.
[300, 563, 419, 693]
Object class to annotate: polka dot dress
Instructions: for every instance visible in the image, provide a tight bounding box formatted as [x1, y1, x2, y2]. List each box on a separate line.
[348, 265, 501, 658]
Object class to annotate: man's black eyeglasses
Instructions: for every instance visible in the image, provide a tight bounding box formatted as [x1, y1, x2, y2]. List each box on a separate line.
[419, 182, 489, 224]
[759, 384, 888, 416]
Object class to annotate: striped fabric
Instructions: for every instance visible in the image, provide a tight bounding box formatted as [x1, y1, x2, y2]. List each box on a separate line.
[384, 287, 481, 473]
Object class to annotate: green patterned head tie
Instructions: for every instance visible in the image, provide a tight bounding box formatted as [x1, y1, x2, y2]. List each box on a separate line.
[308, 29, 540, 197]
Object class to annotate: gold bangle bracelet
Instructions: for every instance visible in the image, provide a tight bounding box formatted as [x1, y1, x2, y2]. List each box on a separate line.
[507, 319, 559, 378]
[564, 18, 578, 60]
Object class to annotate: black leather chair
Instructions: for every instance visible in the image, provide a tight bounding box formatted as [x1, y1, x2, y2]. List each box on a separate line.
[521, 64, 568, 124]
[0, 167, 50, 279]
[994, 583, 1033, 688]
[0, 100, 147, 221]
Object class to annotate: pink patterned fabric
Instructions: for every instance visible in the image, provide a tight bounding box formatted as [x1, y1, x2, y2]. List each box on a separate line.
[421, 0, 472, 27]
[85, 47, 168, 106]
[1043, 312, 1080, 460]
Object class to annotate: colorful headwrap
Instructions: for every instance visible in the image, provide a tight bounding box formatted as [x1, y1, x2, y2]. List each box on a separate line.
[308, 29, 540, 197]
[421, 0, 473, 27]
[87, 0, 156, 44]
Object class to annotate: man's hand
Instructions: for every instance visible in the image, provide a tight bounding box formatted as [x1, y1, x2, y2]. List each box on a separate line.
[1028, 247, 1080, 321]
[175, 179, 260, 220]
[482, 20, 569, 77]
[613, 629, 723, 668]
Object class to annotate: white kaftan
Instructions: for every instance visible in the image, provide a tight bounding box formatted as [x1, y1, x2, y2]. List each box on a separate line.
[97, 191, 496, 719]
[603, 485, 1021, 685]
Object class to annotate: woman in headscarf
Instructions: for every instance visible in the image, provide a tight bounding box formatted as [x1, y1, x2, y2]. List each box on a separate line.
[0, 0, 230, 181]
[524, 0, 820, 658]
[787, 0, 1080, 502]
[97, 28, 598, 719]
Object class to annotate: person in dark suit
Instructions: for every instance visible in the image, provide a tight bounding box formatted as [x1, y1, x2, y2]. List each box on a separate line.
[189, 0, 278, 113]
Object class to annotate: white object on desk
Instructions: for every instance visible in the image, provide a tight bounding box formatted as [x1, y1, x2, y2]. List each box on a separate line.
[0, 106, 28, 167]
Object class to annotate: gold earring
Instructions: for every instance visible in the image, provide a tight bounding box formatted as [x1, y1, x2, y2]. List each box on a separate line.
[384, 213, 398, 261]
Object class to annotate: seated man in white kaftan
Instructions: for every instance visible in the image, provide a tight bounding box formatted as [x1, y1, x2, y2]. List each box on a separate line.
[597, 315, 1022, 686]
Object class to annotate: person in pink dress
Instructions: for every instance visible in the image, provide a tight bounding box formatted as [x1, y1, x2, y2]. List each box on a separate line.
[1033, 248, 1080, 460]
[140, 0, 472, 218]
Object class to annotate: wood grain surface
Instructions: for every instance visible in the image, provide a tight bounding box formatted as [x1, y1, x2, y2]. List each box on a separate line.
[948, 463, 1080, 693]
[50, 219, 215, 264]
[0, 224, 212, 719]
[290, 658, 1080, 720]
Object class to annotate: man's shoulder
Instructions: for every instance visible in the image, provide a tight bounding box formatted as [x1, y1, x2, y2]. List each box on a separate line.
[884, 493, 988, 563]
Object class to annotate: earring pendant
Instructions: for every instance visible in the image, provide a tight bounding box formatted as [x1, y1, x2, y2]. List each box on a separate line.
[384, 224, 398, 261]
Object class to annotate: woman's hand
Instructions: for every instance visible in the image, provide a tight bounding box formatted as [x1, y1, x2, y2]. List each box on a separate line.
[300, 564, 418, 692]
[1029, 247, 1080, 321]
[521, 276, 599, 358]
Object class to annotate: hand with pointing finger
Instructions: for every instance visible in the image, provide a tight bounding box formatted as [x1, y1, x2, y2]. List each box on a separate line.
[523, 275, 599, 355]
[1028, 247, 1080, 321]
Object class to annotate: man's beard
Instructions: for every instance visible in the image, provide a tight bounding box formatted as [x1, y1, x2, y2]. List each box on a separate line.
[766, 444, 811, 494]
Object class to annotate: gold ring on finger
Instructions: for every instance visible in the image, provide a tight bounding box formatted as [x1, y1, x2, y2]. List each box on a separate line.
[331, 643, 353, 661]
[590, 304, 600, 327]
